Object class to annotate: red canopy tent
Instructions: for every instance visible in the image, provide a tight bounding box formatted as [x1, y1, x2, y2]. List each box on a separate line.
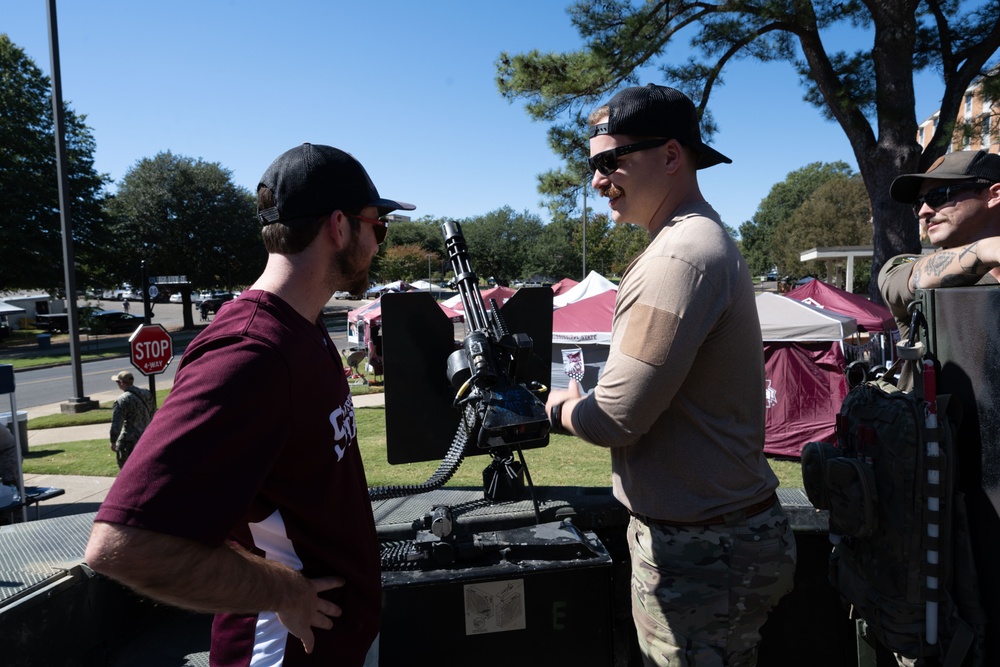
[763, 342, 848, 457]
[552, 289, 616, 345]
[348, 298, 463, 325]
[549, 289, 617, 390]
[551, 277, 580, 296]
[444, 285, 517, 312]
[757, 293, 855, 458]
[785, 278, 894, 332]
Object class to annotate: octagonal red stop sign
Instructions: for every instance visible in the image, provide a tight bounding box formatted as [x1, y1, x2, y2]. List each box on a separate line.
[129, 324, 174, 376]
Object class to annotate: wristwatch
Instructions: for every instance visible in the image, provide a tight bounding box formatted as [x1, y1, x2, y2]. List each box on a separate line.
[549, 401, 567, 435]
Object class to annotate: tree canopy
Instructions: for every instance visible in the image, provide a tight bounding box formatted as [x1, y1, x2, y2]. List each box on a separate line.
[775, 173, 873, 290]
[0, 34, 110, 293]
[104, 152, 262, 292]
[739, 161, 854, 277]
[369, 207, 644, 286]
[496, 0, 1000, 299]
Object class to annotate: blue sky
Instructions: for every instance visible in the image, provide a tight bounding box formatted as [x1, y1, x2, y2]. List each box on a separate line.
[5, 0, 948, 233]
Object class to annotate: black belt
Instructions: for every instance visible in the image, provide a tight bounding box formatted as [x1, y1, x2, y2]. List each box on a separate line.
[631, 492, 778, 528]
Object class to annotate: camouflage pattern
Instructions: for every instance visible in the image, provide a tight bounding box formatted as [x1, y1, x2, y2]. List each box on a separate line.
[628, 503, 797, 666]
[0, 424, 17, 485]
[110, 386, 155, 468]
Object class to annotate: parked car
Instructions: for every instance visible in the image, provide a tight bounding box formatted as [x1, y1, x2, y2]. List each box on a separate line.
[333, 291, 362, 300]
[89, 310, 143, 334]
[202, 292, 235, 314]
[169, 291, 199, 304]
[35, 313, 70, 333]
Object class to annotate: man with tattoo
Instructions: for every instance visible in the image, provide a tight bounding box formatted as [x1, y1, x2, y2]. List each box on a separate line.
[880, 150, 1000, 390]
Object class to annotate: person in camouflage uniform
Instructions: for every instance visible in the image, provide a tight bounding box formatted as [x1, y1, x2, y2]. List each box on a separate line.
[109, 371, 155, 468]
[545, 85, 796, 666]
[0, 423, 17, 486]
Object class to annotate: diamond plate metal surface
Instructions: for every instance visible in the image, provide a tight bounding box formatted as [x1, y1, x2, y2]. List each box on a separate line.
[0, 511, 94, 605]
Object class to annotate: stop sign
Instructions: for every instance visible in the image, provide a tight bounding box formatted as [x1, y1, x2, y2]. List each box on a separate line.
[129, 324, 174, 376]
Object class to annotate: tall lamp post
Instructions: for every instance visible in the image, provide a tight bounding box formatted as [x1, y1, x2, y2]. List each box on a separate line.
[582, 177, 588, 279]
[48, 0, 97, 413]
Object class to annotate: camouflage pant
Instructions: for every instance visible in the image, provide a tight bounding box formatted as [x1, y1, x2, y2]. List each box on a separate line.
[115, 439, 137, 469]
[628, 502, 797, 666]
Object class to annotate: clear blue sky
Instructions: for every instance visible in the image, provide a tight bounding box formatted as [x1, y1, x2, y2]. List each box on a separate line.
[5, 0, 946, 233]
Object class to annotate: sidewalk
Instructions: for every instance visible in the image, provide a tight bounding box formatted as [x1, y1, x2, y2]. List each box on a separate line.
[19, 389, 385, 522]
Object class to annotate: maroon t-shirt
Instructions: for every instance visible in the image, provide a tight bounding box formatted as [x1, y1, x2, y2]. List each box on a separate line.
[96, 290, 380, 666]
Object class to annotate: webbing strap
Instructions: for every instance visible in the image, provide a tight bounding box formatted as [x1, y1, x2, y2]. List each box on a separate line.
[942, 619, 975, 667]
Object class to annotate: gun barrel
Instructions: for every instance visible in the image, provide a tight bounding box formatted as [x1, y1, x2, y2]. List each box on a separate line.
[442, 221, 491, 333]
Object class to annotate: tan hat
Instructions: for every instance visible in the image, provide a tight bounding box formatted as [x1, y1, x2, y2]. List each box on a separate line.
[890, 150, 1000, 203]
[111, 371, 134, 383]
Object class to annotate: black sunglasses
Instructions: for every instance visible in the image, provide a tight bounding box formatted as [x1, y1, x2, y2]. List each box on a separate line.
[349, 214, 388, 244]
[912, 182, 990, 215]
[588, 139, 668, 176]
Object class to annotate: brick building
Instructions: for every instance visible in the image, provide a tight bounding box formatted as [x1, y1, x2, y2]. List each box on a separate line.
[918, 71, 999, 155]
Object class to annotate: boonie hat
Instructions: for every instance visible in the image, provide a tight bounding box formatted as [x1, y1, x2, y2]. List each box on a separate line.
[257, 143, 415, 225]
[590, 84, 732, 170]
[890, 150, 1000, 203]
[111, 371, 134, 383]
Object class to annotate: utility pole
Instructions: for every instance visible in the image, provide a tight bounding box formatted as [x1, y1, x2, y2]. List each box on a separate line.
[582, 179, 588, 279]
[48, 0, 97, 413]
[141, 261, 157, 401]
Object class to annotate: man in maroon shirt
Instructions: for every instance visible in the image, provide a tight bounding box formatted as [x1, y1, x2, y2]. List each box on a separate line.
[86, 144, 414, 666]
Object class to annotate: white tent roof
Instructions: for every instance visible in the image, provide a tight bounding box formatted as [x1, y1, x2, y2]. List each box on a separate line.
[552, 271, 617, 308]
[756, 292, 858, 342]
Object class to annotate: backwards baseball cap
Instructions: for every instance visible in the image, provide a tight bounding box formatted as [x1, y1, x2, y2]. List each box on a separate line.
[890, 150, 1000, 203]
[257, 143, 415, 225]
[111, 371, 134, 383]
[590, 84, 732, 170]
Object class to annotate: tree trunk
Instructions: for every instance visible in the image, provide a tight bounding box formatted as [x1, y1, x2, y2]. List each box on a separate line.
[864, 161, 922, 303]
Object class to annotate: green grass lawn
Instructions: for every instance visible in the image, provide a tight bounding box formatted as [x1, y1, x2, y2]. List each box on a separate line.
[23, 404, 805, 489]
[23, 439, 119, 477]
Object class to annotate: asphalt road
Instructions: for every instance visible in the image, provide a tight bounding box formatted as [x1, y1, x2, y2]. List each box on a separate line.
[9, 297, 364, 410]
[13, 357, 180, 410]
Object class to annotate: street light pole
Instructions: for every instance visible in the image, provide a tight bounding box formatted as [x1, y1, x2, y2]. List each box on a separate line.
[48, 0, 97, 413]
[582, 179, 588, 279]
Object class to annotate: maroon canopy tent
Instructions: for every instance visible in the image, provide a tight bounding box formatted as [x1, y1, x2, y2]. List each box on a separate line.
[550, 277, 579, 296]
[785, 278, 894, 332]
[764, 342, 849, 457]
[757, 293, 855, 458]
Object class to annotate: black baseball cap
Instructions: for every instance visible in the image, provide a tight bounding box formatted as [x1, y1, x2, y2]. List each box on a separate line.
[590, 84, 732, 170]
[890, 150, 1000, 203]
[257, 143, 415, 225]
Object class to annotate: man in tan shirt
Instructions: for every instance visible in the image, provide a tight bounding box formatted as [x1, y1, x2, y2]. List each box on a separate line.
[545, 84, 795, 666]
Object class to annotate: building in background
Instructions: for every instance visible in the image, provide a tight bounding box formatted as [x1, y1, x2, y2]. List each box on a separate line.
[918, 69, 999, 155]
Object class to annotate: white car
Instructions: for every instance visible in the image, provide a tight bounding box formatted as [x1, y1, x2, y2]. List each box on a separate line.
[169, 291, 199, 303]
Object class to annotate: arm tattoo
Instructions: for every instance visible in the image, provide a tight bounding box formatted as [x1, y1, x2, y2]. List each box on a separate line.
[924, 251, 958, 277]
[912, 242, 988, 290]
[957, 242, 986, 273]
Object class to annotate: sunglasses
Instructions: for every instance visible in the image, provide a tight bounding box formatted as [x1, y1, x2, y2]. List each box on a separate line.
[912, 182, 989, 215]
[349, 214, 388, 244]
[588, 139, 668, 176]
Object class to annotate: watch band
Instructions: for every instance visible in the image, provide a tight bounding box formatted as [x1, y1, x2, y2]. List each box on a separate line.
[549, 401, 567, 434]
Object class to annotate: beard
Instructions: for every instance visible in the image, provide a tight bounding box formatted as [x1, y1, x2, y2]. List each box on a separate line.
[330, 232, 371, 295]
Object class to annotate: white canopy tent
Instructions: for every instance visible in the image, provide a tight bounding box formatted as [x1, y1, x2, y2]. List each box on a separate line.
[756, 292, 858, 342]
[553, 271, 617, 308]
